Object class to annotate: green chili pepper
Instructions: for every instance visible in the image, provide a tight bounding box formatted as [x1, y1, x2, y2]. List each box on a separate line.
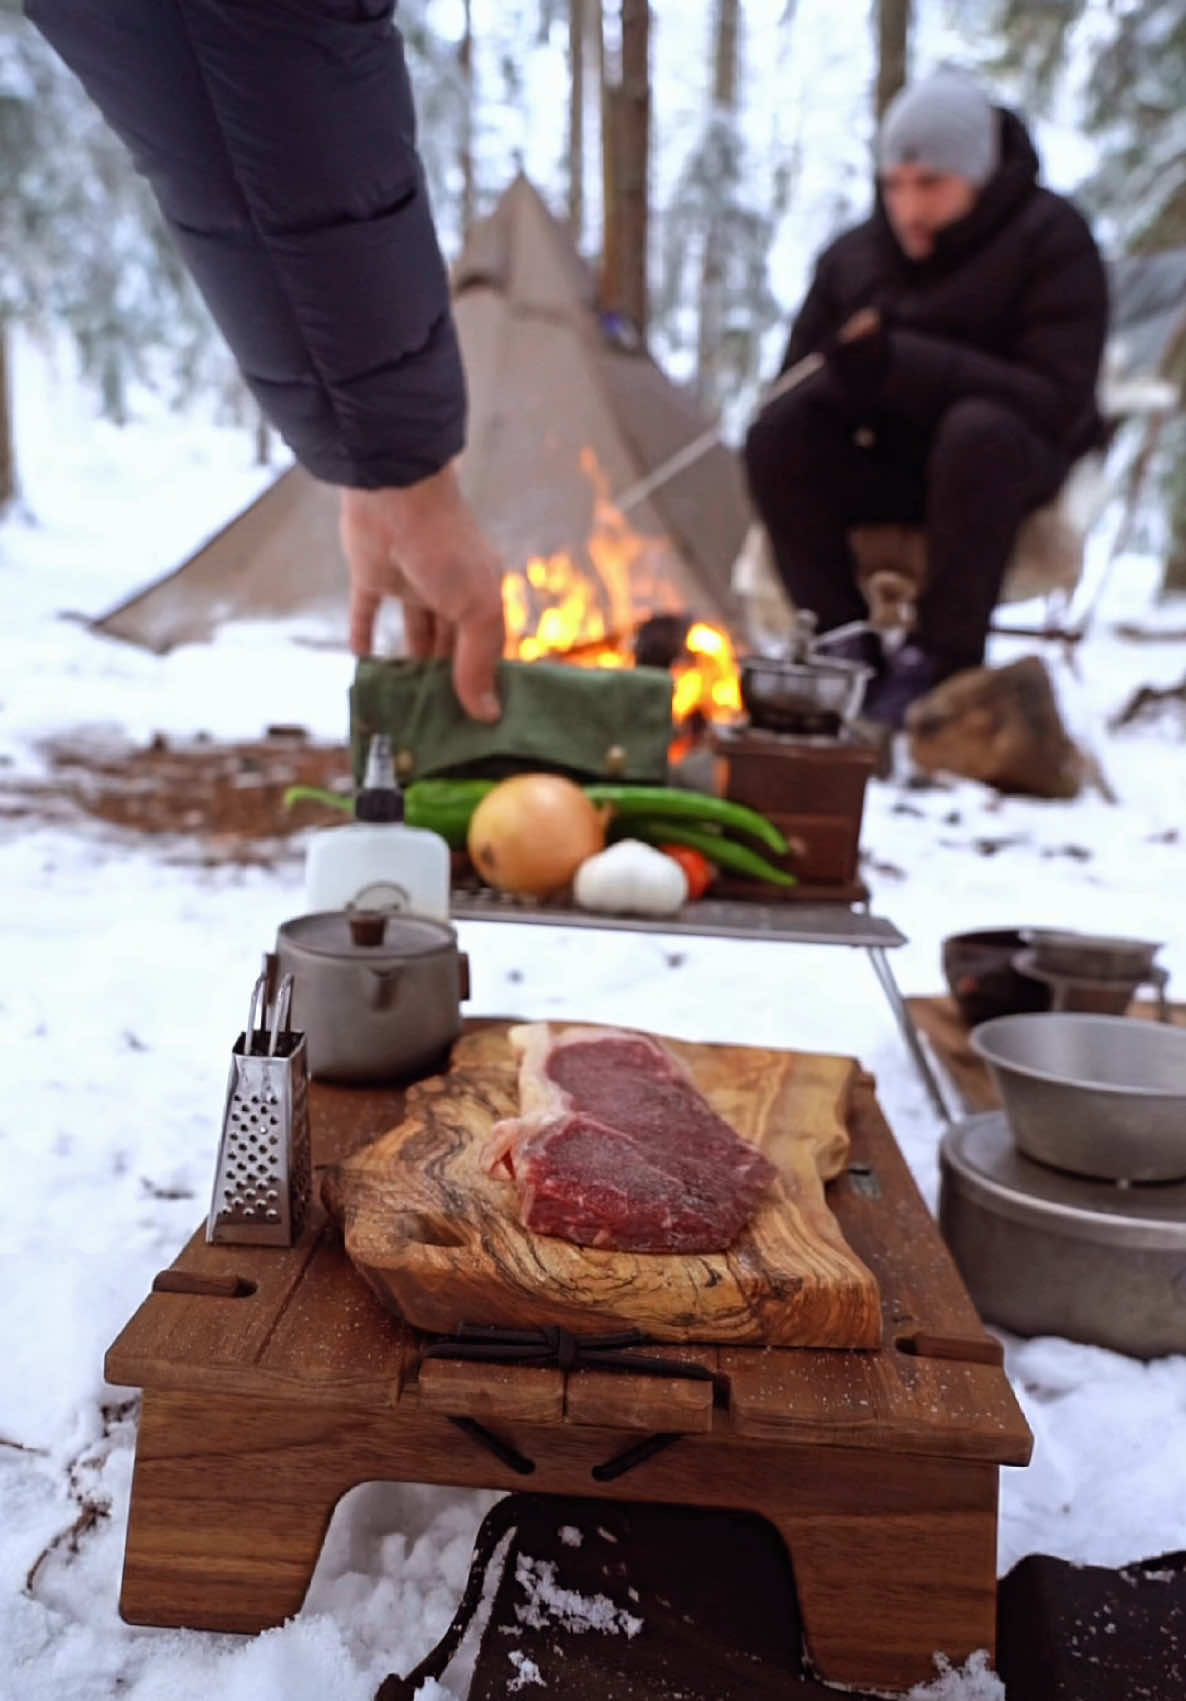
[283, 776, 498, 849]
[583, 784, 788, 856]
[282, 785, 354, 815]
[405, 778, 498, 808]
[404, 779, 497, 849]
[620, 818, 798, 888]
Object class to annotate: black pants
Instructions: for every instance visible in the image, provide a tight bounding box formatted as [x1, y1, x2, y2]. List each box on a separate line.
[743, 379, 1069, 671]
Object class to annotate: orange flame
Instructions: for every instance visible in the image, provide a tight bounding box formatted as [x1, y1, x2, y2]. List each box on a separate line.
[501, 450, 741, 725]
[672, 621, 743, 723]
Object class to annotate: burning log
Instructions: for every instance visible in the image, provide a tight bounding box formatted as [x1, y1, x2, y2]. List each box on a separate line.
[500, 448, 743, 742]
[634, 613, 692, 669]
[552, 626, 640, 662]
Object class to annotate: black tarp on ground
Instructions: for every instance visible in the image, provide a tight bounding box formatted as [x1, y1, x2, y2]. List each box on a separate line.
[378, 1492, 1186, 1700]
[997, 1547, 1186, 1700]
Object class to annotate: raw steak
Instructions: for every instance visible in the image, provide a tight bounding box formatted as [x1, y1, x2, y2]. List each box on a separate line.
[485, 1024, 778, 1253]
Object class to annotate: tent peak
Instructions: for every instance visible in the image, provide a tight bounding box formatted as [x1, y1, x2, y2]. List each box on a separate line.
[453, 172, 595, 322]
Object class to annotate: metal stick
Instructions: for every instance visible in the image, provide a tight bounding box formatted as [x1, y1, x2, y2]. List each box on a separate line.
[609, 354, 825, 517]
[866, 945, 955, 1126]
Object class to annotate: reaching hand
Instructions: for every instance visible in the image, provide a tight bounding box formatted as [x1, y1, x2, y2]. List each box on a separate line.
[339, 466, 506, 723]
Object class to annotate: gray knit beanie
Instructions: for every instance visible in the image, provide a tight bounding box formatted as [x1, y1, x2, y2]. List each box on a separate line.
[878, 69, 1000, 188]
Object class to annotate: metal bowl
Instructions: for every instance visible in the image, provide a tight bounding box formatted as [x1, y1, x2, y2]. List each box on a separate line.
[1021, 928, 1162, 983]
[739, 655, 871, 736]
[1013, 950, 1140, 1017]
[971, 1013, 1186, 1182]
[941, 928, 1052, 1028]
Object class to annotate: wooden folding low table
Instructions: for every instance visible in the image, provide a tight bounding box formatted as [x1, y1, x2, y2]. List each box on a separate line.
[106, 1026, 1031, 1696]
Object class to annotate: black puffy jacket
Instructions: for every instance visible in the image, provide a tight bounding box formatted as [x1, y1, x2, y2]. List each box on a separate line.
[781, 110, 1109, 459]
[27, 0, 464, 489]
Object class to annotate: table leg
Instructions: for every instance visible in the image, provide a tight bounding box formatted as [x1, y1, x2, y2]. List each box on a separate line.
[118, 1390, 358, 1632]
[768, 1452, 1001, 1691]
[116, 1382, 1008, 1694]
[867, 944, 954, 1124]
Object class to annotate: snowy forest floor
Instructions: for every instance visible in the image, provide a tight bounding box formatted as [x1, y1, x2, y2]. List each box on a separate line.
[3, 360, 1186, 1701]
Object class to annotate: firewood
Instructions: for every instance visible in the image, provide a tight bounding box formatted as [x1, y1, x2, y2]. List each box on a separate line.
[905, 656, 1085, 800]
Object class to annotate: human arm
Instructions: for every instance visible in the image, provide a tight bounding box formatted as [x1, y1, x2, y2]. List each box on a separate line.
[27, 0, 464, 487]
[28, 0, 505, 713]
[778, 253, 847, 374]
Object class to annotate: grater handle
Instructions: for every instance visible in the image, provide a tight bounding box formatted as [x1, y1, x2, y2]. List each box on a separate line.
[262, 950, 280, 1014]
[245, 971, 268, 1056]
[268, 973, 295, 1056]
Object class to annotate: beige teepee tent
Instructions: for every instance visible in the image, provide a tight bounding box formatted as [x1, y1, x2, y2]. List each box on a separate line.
[94, 175, 747, 653]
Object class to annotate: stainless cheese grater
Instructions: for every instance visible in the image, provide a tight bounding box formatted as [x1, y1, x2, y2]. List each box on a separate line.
[206, 960, 311, 1246]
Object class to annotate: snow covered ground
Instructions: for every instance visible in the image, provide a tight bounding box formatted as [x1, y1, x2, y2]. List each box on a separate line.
[4, 318, 1186, 1701]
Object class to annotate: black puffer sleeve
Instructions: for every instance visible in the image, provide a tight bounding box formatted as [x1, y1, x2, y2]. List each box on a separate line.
[777, 247, 845, 374]
[27, 0, 466, 488]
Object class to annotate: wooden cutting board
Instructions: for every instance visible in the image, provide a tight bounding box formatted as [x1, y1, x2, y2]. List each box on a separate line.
[322, 1024, 882, 1348]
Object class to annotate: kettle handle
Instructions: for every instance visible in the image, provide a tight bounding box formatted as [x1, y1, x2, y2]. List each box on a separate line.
[458, 952, 471, 1002]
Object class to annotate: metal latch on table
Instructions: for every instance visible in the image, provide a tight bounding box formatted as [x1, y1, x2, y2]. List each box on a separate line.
[846, 1163, 882, 1200]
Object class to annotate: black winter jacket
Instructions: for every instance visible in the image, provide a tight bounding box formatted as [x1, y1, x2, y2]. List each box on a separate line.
[781, 111, 1109, 459]
[27, 0, 464, 489]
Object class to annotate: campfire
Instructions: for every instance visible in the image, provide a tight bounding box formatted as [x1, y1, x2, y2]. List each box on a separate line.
[501, 448, 743, 732]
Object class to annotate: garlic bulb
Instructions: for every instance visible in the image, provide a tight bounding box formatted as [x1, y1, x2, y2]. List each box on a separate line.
[573, 839, 689, 917]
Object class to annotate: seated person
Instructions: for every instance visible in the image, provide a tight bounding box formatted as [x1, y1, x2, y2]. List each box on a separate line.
[743, 67, 1108, 726]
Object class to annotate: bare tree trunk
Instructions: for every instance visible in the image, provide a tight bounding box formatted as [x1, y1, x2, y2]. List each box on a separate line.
[696, 0, 740, 410]
[460, 0, 476, 238]
[598, 2, 651, 337]
[712, 0, 740, 111]
[0, 324, 16, 513]
[1156, 310, 1186, 596]
[568, 0, 585, 242]
[875, 0, 911, 120]
[598, 2, 623, 320]
[1163, 452, 1186, 595]
[618, 0, 651, 339]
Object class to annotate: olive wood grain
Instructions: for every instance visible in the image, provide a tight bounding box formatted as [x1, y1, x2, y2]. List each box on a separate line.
[322, 1025, 882, 1348]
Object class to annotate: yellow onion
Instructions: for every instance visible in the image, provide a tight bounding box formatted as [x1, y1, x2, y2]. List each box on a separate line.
[467, 774, 608, 899]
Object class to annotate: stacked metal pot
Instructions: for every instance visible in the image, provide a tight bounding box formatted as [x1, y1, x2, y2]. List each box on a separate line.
[938, 930, 1186, 1359]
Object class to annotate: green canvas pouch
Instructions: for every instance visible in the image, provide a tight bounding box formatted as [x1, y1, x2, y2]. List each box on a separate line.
[349, 657, 674, 785]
